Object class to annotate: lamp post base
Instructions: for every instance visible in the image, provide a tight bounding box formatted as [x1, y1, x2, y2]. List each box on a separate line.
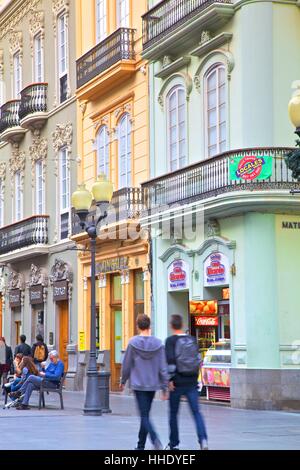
[83, 370, 103, 416]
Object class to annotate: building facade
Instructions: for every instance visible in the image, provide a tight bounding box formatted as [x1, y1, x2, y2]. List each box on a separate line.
[74, 0, 150, 390]
[142, 0, 300, 409]
[0, 0, 79, 389]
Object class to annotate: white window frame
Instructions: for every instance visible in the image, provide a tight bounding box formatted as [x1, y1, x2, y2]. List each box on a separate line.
[57, 12, 68, 103]
[204, 64, 227, 158]
[34, 33, 44, 83]
[59, 146, 70, 239]
[14, 171, 23, 222]
[35, 160, 45, 215]
[166, 85, 187, 172]
[117, 0, 130, 28]
[13, 51, 22, 98]
[118, 113, 131, 188]
[96, 125, 110, 178]
[96, 0, 107, 43]
[0, 179, 4, 228]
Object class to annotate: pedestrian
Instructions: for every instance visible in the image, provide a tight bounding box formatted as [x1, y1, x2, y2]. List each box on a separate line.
[31, 334, 48, 369]
[120, 314, 169, 450]
[6, 356, 39, 395]
[14, 335, 32, 358]
[10, 350, 64, 410]
[0, 337, 13, 393]
[165, 314, 208, 450]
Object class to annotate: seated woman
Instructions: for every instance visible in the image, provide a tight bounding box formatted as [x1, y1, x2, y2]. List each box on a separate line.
[3, 353, 24, 393]
[7, 357, 39, 396]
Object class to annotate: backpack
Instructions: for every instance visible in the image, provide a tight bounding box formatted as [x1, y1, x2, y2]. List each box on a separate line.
[34, 344, 45, 362]
[174, 335, 201, 376]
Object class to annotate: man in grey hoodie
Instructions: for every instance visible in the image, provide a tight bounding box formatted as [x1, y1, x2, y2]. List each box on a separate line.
[120, 314, 169, 450]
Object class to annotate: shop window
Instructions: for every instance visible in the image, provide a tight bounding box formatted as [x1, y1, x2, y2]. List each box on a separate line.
[134, 270, 144, 334]
[112, 275, 122, 303]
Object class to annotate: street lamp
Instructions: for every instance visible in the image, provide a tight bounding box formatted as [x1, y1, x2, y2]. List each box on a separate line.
[72, 174, 113, 416]
[286, 82, 300, 185]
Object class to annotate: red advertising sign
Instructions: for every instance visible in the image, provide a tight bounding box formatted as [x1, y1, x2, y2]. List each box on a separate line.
[202, 367, 230, 388]
[195, 316, 218, 327]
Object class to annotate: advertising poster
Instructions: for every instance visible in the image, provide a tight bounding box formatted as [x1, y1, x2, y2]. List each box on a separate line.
[229, 155, 272, 181]
[204, 253, 229, 287]
[202, 367, 230, 388]
[168, 259, 189, 291]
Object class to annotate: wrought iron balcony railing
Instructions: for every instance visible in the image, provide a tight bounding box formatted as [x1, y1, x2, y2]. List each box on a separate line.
[72, 187, 144, 236]
[0, 100, 21, 134]
[77, 28, 135, 89]
[141, 148, 297, 214]
[0, 215, 49, 255]
[19, 83, 48, 121]
[143, 0, 233, 48]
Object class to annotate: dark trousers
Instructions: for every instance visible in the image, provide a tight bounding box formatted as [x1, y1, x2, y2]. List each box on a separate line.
[169, 386, 208, 448]
[134, 390, 158, 449]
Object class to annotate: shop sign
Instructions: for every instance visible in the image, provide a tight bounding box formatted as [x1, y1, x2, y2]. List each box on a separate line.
[9, 289, 21, 308]
[204, 253, 229, 287]
[168, 260, 189, 292]
[229, 155, 272, 181]
[29, 285, 44, 305]
[79, 331, 85, 351]
[202, 367, 230, 388]
[53, 280, 68, 301]
[190, 300, 217, 315]
[195, 316, 218, 327]
[96, 257, 129, 274]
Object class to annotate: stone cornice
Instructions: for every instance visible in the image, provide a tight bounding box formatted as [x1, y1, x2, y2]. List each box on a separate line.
[0, 0, 41, 40]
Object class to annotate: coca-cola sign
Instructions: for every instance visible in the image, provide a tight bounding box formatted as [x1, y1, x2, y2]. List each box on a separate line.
[195, 316, 219, 327]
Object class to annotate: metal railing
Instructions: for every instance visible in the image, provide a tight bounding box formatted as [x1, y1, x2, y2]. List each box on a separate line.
[19, 83, 48, 120]
[142, 0, 232, 47]
[77, 28, 135, 89]
[141, 147, 297, 213]
[0, 100, 21, 134]
[72, 187, 144, 236]
[0, 215, 49, 255]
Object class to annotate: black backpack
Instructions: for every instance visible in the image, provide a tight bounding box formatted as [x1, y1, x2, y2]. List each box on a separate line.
[175, 335, 201, 376]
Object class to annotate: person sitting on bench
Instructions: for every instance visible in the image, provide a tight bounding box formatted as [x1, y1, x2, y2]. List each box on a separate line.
[10, 350, 64, 410]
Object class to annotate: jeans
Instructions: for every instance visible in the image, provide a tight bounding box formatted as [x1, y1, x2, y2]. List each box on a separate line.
[20, 375, 58, 406]
[134, 391, 158, 449]
[10, 377, 22, 392]
[169, 386, 208, 448]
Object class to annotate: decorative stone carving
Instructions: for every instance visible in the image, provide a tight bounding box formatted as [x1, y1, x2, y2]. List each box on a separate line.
[0, 162, 6, 180]
[52, 0, 70, 18]
[207, 219, 221, 237]
[9, 32, 23, 71]
[194, 49, 235, 92]
[83, 277, 88, 290]
[0, 50, 4, 80]
[8, 270, 24, 290]
[200, 31, 211, 45]
[29, 11, 45, 58]
[194, 75, 201, 93]
[162, 55, 172, 68]
[0, 0, 40, 40]
[158, 72, 193, 109]
[121, 270, 130, 285]
[29, 132, 48, 186]
[27, 264, 48, 287]
[52, 122, 73, 153]
[50, 258, 73, 284]
[9, 145, 26, 197]
[98, 273, 107, 289]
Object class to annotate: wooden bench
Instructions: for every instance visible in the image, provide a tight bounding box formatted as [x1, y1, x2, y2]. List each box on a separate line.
[38, 372, 67, 410]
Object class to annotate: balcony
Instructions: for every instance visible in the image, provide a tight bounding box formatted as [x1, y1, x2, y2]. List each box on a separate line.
[141, 148, 300, 219]
[72, 187, 144, 237]
[76, 28, 136, 100]
[142, 0, 234, 61]
[19, 83, 48, 130]
[0, 215, 49, 261]
[0, 100, 26, 143]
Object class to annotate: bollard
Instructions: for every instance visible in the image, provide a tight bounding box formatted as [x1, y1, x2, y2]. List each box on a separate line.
[98, 370, 112, 413]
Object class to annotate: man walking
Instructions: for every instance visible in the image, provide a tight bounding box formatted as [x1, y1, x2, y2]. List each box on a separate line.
[165, 314, 208, 450]
[32, 334, 49, 369]
[14, 335, 32, 358]
[120, 314, 169, 450]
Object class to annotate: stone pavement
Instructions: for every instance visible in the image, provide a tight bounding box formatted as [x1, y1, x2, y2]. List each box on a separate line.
[0, 391, 300, 450]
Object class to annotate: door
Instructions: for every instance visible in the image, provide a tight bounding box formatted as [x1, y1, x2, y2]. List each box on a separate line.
[111, 309, 122, 391]
[15, 321, 21, 348]
[58, 300, 69, 371]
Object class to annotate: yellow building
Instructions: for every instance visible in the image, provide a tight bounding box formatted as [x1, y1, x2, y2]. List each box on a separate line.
[74, 0, 150, 390]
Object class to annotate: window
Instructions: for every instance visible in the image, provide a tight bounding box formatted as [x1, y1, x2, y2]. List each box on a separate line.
[205, 65, 227, 157]
[34, 34, 43, 83]
[0, 179, 4, 227]
[59, 147, 70, 239]
[96, 125, 110, 178]
[14, 171, 23, 221]
[118, 113, 131, 188]
[134, 270, 144, 334]
[13, 52, 22, 98]
[35, 160, 44, 215]
[117, 0, 129, 27]
[167, 86, 187, 172]
[58, 13, 68, 103]
[96, 0, 107, 42]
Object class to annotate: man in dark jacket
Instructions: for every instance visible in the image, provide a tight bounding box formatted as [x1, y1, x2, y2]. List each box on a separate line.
[120, 314, 169, 450]
[165, 314, 208, 450]
[31, 334, 48, 368]
[14, 335, 32, 357]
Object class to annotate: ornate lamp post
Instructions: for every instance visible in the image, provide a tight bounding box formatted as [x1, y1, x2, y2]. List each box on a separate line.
[72, 174, 113, 416]
[286, 82, 300, 186]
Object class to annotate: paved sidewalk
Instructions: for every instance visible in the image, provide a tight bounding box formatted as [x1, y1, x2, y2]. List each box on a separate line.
[1, 391, 300, 450]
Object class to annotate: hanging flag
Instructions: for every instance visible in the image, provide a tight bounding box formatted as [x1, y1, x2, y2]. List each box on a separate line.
[229, 155, 273, 181]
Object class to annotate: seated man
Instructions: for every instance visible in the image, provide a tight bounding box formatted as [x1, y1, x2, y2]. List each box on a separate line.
[11, 350, 64, 410]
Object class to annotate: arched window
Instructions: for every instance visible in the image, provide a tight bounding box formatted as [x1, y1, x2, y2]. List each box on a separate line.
[96, 125, 110, 178]
[167, 85, 187, 172]
[205, 65, 227, 157]
[118, 113, 131, 188]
